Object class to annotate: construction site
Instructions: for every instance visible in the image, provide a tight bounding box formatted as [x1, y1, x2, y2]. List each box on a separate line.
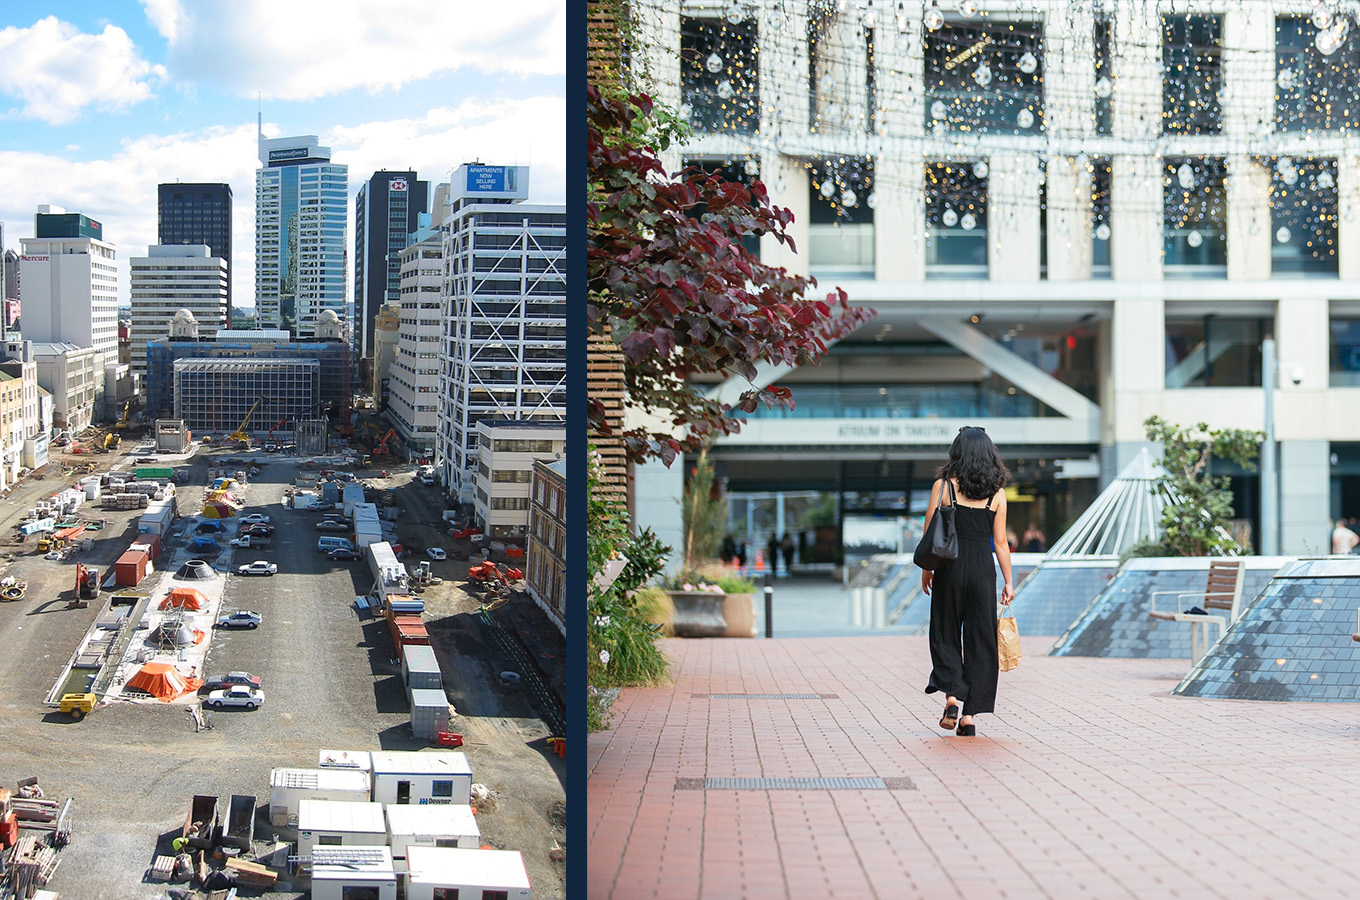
[0, 432, 565, 899]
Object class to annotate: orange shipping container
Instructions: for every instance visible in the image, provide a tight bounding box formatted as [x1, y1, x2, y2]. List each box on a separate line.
[388, 614, 429, 651]
[115, 548, 149, 587]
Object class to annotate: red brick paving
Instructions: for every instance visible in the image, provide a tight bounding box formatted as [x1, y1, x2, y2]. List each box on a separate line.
[588, 635, 1360, 899]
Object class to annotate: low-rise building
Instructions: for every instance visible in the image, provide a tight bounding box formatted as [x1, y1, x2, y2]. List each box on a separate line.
[369, 751, 472, 806]
[372, 303, 402, 410]
[471, 420, 566, 540]
[29, 342, 98, 436]
[297, 798, 387, 860]
[526, 456, 566, 634]
[0, 369, 24, 488]
[404, 846, 531, 900]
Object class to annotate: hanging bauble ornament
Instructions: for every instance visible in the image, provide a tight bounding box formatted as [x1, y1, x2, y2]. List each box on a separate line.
[679, 102, 693, 121]
[1094, 223, 1111, 241]
[1018, 51, 1038, 75]
[1177, 163, 1195, 189]
[717, 80, 735, 100]
[726, 3, 744, 23]
[866, 191, 878, 209]
[1249, 219, 1261, 235]
[931, 100, 948, 120]
[1016, 108, 1034, 128]
[706, 53, 724, 74]
[1317, 24, 1345, 55]
[1094, 76, 1113, 99]
[1281, 167, 1299, 186]
[774, 178, 787, 194]
[823, 102, 840, 122]
[1187, 230, 1203, 248]
[1317, 171, 1336, 189]
[942, 208, 959, 227]
[1276, 226, 1292, 243]
[959, 0, 978, 17]
[960, 213, 977, 231]
[1035, 170, 1046, 186]
[744, 158, 759, 176]
[932, 120, 947, 135]
[1276, 157, 1293, 174]
[863, 2, 876, 27]
[842, 189, 857, 207]
[823, 75, 838, 95]
[973, 64, 993, 87]
[1075, 153, 1090, 171]
[973, 161, 989, 179]
[820, 180, 836, 198]
[1277, 68, 1298, 91]
[924, 2, 944, 31]
[1312, 2, 1335, 30]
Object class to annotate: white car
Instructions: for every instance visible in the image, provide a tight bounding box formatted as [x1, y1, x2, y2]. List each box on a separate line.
[426, 547, 447, 561]
[236, 560, 277, 577]
[239, 514, 271, 526]
[206, 686, 265, 710]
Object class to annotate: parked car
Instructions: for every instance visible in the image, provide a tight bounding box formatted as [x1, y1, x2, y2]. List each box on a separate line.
[426, 547, 448, 561]
[329, 547, 361, 561]
[263, 442, 278, 453]
[236, 561, 277, 577]
[241, 523, 274, 536]
[420, 473, 436, 485]
[203, 671, 261, 691]
[206, 686, 265, 710]
[239, 514, 271, 526]
[315, 520, 349, 532]
[230, 535, 269, 549]
[217, 610, 262, 629]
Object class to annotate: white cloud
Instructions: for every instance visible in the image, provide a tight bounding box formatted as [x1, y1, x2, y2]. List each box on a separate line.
[147, 0, 564, 100]
[0, 17, 165, 124]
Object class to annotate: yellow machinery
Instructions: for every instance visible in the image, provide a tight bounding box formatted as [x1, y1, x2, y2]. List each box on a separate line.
[227, 399, 262, 446]
[103, 432, 120, 450]
[114, 400, 132, 431]
[59, 693, 95, 720]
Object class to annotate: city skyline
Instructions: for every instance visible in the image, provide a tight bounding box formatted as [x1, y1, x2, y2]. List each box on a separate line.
[0, 1, 566, 311]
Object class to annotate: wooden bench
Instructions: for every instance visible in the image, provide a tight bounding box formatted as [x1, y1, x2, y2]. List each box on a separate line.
[1148, 559, 1245, 664]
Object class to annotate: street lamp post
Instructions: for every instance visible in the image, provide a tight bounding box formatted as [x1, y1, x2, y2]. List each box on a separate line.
[1261, 338, 1278, 556]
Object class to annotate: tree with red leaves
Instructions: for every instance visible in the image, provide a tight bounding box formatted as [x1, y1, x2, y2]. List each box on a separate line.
[587, 85, 875, 467]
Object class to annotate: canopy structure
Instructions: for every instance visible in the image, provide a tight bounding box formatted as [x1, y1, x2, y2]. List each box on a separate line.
[1046, 449, 1171, 559]
[175, 559, 216, 580]
[125, 662, 202, 701]
[201, 502, 236, 519]
[160, 587, 207, 611]
[210, 478, 242, 492]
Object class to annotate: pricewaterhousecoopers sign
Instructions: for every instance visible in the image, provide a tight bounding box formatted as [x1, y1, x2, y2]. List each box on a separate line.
[269, 147, 310, 161]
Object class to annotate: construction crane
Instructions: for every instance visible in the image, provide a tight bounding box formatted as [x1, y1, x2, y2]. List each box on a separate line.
[227, 399, 262, 446]
[267, 419, 288, 443]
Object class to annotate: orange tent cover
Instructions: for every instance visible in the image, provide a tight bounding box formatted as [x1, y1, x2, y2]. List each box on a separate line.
[160, 588, 207, 611]
[125, 662, 202, 701]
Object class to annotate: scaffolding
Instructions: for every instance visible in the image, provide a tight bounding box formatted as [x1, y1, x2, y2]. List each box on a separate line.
[173, 358, 319, 434]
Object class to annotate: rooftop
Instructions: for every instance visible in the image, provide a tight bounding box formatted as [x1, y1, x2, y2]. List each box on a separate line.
[405, 846, 530, 888]
[370, 750, 471, 776]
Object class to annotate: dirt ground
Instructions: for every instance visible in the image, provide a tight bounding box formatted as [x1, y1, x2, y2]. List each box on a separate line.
[0, 439, 566, 898]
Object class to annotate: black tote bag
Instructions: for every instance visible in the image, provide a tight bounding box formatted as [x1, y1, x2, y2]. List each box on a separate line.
[913, 480, 958, 571]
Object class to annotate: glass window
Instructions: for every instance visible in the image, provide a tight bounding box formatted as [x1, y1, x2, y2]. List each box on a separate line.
[1165, 317, 1266, 387]
[1091, 157, 1112, 277]
[1163, 14, 1222, 135]
[1270, 157, 1338, 276]
[1163, 157, 1227, 274]
[808, 158, 874, 280]
[1276, 17, 1360, 131]
[681, 15, 759, 135]
[925, 161, 987, 277]
[923, 19, 1043, 135]
[431, 780, 454, 797]
[1094, 17, 1113, 135]
[1329, 319, 1360, 386]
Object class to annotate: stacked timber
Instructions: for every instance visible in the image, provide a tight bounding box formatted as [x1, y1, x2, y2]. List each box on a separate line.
[6, 833, 60, 897]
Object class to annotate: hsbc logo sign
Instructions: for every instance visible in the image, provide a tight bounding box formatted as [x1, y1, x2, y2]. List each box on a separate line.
[390, 179, 408, 192]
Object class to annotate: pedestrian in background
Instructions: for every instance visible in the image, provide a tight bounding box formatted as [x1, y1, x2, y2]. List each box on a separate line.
[1333, 519, 1359, 555]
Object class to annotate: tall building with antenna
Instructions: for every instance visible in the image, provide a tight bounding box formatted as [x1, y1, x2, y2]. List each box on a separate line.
[254, 115, 349, 338]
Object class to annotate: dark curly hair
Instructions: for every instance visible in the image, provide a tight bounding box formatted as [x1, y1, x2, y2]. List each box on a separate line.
[937, 427, 1010, 502]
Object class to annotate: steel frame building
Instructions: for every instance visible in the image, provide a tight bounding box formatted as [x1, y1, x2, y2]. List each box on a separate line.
[173, 358, 319, 434]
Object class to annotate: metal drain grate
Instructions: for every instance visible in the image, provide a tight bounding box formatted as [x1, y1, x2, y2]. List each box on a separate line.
[695, 693, 839, 700]
[676, 776, 915, 791]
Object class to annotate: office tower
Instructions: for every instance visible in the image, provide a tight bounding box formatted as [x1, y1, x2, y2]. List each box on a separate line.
[435, 165, 566, 500]
[389, 183, 450, 458]
[355, 170, 428, 359]
[158, 182, 233, 308]
[129, 245, 229, 374]
[255, 125, 348, 337]
[19, 205, 118, 358]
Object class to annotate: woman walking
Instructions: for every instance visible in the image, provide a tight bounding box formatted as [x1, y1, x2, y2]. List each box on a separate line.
[921, 427, 1014, 737]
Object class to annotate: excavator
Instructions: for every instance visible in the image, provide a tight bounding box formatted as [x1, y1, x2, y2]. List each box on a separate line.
[113, 400, 132, 431]
[372, 428, 400, 457]
[266, 419, 288, 449]
[227, 399, 262, 448]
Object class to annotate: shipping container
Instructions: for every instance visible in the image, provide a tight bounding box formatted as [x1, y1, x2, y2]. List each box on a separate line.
[401, 645, 442, 695]
[410, 689, 450, 742]
[135, 467, 175, 480]
[114, 548, 150, 587]
[129, 534, 161, 559]
[342, 483, 366, 516]
[388, 614, 429, 652]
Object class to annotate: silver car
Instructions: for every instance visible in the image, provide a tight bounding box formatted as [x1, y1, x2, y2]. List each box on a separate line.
[206, 686, 266, 710]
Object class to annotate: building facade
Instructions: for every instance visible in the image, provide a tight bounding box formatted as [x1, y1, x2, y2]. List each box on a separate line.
[19, 206, 119, 361]
[129, 245, 229, 376]
[526, 456, 566, 634]
[355, 170, 429, 360]
[372, 303, 402, 410]
[158, 182, 233, 308]
[436, 165, 567, 500]
[625, 0, 1360, 556]
[255, 130, 349, 337]
[173, 357, 320, 434]
[29, 342, 98, 436]
[470, 420, 566, 539]
[388, 200, 447, 457]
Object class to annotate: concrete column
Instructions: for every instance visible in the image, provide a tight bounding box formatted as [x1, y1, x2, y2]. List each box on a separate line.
[811, 11, 869, 135]
[1279, 440, 1331, 556]
[761, 154, 811, 279]
[632, 454, 686, 577]
[987, 153, 1040, 282]
[1221, 7, 1275, 143]
[758, 0, 808, 140]
[1043, 4, 1094, 141]
[1339, 157, 1360, 281]
[1111, 3, 1161, 143]
[1110, 154, 1163, 281]
[1226, 155, 1272, 281]
[1045, 155, 1093, 282]
[873, 156, 924, 281]
[1109, 291, 1166, 448]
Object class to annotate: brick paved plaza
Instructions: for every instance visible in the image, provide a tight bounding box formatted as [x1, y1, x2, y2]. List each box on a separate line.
[588, 634, 1360, 899]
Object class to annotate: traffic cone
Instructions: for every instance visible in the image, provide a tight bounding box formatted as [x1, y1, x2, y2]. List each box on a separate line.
[754, 550, 765, 571]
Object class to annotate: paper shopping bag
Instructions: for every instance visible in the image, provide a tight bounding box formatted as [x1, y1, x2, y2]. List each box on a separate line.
[997, 606, 1021, 672]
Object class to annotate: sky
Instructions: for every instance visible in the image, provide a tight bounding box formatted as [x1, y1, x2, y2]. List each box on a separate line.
[0, 0, 566, 311]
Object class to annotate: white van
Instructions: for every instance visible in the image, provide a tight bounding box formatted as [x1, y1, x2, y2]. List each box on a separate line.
[317, 536, 354, 554]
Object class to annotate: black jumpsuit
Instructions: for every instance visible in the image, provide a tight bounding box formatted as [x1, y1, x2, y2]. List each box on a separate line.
[924, 489, 999, 717]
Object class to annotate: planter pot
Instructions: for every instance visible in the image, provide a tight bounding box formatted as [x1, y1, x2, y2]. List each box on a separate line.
[721, 592, 756, 638]
[666, 591, 727, 638]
